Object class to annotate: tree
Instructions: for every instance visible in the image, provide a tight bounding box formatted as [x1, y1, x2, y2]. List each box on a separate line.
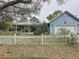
[34, 21, 48, 35]
[2, 15, 13, 31]
[0, 0, 68, 11]
[0, 0, 31, 11]
[0, 0, 68, 21]
[41, 21, 48, 33]
[47, 10, 62, 20]
[0, 0, 50, 21]
[57, 0, 68, 5]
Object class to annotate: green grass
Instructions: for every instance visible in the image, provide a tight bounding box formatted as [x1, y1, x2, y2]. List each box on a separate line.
[0, 32, 33, 35]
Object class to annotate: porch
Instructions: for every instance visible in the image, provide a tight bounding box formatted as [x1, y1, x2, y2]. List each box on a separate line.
[13, 21, 40, 33]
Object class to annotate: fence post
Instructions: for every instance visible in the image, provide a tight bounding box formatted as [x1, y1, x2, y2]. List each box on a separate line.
[69, 33, 71, 44]
[14, 34, 16, 45]
[65, 34, 68, 44]
[41, 33, 44, 45]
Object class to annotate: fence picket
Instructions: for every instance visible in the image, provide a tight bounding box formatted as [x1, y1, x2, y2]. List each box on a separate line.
[0, 34, 77, 45]
[41, 34, 44, 45]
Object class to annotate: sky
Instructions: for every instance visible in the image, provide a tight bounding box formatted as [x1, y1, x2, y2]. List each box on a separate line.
[2, 0, 79, 22]
[38, 0, 79, 22]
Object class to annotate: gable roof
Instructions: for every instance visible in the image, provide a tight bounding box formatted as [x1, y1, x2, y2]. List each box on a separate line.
[30, 17, 39, 23]
[13, 17, 40, 26]
[48, 11, 79, 24]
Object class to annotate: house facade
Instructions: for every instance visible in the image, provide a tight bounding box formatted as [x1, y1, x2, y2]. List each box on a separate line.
[13, 17, 40, 32]
[48, 11, 79, 34]
[0, 16, 41, 34]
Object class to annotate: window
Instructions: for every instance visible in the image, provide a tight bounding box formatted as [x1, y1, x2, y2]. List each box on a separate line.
[64, 21, 67, 24]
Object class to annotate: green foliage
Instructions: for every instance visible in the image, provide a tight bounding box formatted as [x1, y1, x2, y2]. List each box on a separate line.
[47, 10, 62, 20]
[34, 27, 42, 35]
[2, 16, 13, 31]
[41, 22, 48, 33]
[34, 22, 48, 35]
[57, 27, 78, 45]
[69, 34, 78, 45]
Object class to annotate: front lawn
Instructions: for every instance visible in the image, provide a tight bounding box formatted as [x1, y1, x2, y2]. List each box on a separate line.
[0, 44, 79, 59]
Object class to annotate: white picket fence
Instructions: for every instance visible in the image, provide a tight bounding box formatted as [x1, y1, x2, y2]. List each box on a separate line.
[0, 34, 78, 45]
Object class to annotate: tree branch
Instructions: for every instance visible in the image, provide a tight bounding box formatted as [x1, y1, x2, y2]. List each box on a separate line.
[0, 0, 31, 11]
[0, 1, 6, 3]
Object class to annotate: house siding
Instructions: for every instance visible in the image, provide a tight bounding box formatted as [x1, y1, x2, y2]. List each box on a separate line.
[49, 12, 79, 34]
[77, 25, 79, 34]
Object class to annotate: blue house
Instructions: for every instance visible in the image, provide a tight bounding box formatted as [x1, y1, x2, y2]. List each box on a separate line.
[48, 11, 79, 34]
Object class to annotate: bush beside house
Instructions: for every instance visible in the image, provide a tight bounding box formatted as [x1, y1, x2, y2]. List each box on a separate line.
[34, 22, 48, 35]
[57, 27, 78, 45]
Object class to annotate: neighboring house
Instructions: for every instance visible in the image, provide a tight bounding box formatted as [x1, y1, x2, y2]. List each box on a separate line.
[0, 16, 41, 33]
[30, 17, 39, 23]
[48, 11, 79, 34]
[14, 17, 40, 32]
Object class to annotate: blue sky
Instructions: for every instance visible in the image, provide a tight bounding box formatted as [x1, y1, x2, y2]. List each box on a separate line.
[38, 0, 79, 22]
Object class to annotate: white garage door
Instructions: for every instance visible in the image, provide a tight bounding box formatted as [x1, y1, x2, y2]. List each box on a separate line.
[55, 25, 75, 34]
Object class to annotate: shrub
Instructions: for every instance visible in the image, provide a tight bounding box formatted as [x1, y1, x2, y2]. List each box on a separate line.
[69, 34, 78, 45]
[57, 27, 71, 35]
[33, 22, 48, 35]
[33, 28, 42, 35]
[57, 27, 78, 45]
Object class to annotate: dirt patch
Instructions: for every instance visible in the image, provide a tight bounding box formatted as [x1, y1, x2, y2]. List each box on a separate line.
[0, 44, 79, 59]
